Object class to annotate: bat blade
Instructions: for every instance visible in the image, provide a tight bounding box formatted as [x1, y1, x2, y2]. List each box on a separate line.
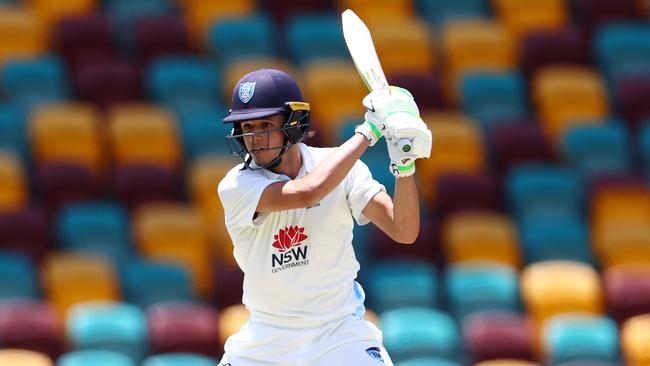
[341, 9, 388, 91]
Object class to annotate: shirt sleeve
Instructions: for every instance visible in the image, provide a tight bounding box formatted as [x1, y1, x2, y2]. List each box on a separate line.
[345, 160, 386, 225]
[218, 168, 277, 239]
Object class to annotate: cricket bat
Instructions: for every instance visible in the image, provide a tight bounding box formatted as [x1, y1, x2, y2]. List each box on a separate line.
[341, 9, 412, 152]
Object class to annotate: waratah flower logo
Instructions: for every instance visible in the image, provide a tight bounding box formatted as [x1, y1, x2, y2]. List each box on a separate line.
[272, 226, 308, 252]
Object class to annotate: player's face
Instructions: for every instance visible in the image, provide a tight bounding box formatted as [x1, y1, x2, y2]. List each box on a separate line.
[240, 114, 286, 165]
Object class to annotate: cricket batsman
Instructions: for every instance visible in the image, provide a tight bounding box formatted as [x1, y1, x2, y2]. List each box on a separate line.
[217, 68, 432, 365]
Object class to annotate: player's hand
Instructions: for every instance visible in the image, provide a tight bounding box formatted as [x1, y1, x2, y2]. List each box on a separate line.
[385, 114, 432, 178]
[355, 110, 384, 146]
[362, 86, 420, 141]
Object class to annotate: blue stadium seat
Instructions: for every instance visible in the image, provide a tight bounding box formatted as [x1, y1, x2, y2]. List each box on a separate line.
[176, 106, 232, 160]
[506, 164, 583, 220]
[0, 103, 27, 160]
[520, 214, 594, 265]
[397, 358, 463, 366]
[359, 145, 395, 194]
[366, 260, 438, 314]
[284, 14, 348, 66]
[444, 263, 519, 321]
[563, 121, 632, 180]
[58, 350, 136, 366]
[1, 56, 68, 110]
[594, 23, 650, 95]
[460, 72, 528, 131]
[0, 251, 38, 300]
[147, 57, 221, 112]
[66, 301, 149, 362]
[104, 0, 177, 53]
[142, 353, 217, 366]
[639, 119, 650, 181]
[56, 202, 132, 265]
[120, 259, 193, 308]
[381, 307, 460, 363]
[416, 0, 490, 28]
[207, 15, 277, 65]
[543, 314, 619, 365]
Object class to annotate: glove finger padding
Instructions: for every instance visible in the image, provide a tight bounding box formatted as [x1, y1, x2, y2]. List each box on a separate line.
[386, 138, 417, 177]
[387, 115, 432, 159]
[362, 86, 420, 124]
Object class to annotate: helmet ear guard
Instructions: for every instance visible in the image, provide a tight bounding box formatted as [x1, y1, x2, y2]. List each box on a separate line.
[282, 101, 311, 144]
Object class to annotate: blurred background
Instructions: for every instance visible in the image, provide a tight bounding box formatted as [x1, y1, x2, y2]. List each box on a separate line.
[0, 0, 650, 365]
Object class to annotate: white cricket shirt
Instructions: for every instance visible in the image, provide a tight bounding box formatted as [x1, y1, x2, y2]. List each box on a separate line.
[218, 143, 385, 328]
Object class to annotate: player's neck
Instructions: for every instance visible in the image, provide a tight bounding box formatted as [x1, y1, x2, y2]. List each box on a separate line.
[268, 144, 302, 179]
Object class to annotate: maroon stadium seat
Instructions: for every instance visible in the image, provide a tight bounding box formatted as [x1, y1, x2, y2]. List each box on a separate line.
[73, 56, 143, 109]
[615, 78, 650, 131]
[0, 208, 50, 261]
[489, 122, 555, 177]
[36, 162, 99, 213]
[134, 15, 192, 65]
[51, 15, 117, 68]
[604, 266, 650, 323]
[389, 72, 446, 112]
[574, 0, 641, 36]
[147, 302, 220, 357]
[0, 300, 63, 359]
[520, 29, 589, 77]
[370, 216, 440, 265]
[435, 174, 501, 217]
[463, 311, 535, 363]
[264, 0, 334, 25]
[115, 164, 179, 210]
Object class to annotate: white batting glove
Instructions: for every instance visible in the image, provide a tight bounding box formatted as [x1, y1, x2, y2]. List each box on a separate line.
[362, 86, 420, 141]
[355, 111, 384, 146]
[386, 114, 432, 178]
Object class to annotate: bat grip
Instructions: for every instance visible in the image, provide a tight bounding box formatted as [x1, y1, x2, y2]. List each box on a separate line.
[398, 138, 412, 153]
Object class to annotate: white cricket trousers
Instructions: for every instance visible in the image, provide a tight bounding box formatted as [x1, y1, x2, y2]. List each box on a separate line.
[218, 315, 394, 366]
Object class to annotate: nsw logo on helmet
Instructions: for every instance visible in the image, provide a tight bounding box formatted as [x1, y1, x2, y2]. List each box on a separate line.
[238, 82, 256, 104]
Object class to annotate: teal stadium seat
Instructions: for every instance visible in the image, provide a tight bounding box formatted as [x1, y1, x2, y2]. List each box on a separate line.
[104, 0, 176, 53]
[444, 263, 519, 322]
[639, 119, 650, 181]
[520, 214, 594, 265]
[594, 23, 650, 96]
[284, 14, 349, 66]
[0, 103, 28, 160]
[66, 301, 149, 362]
[397, 358, 463, 366]
[177, 106, 232, 160]
[207, 15, 277, 65]
[0, 251, 38, 300]
[1, 56, 68, 111]
[381, 307, 460, 363]
[543, 314, 620, 365]
[506, 164, 583, 220]
[56, 202, 132, 265]
[416, 0, 490, 28]
[142, 353, 217, 366]
[120, 259, 193, 308]
[359, 143, 396, 194]
[366, 260, 438, 314]
[147, 57, 221, 112]
[563, 121, 632, 180]
[460, 72, 528, 131]
[57, 350, 136, 366]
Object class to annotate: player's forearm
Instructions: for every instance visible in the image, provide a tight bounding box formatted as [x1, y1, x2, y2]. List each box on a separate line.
[296, 133, 370, 206]
[392, 175, 420, 243]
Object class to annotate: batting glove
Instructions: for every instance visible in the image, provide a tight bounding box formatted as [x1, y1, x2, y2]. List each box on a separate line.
[355, 111, 385, 146]
[385, 114, 432, 178]
[362, 86, 420, 141]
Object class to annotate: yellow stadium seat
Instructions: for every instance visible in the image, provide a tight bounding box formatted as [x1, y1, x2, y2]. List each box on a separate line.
[366, 17, 435, 77]
[134, 202, 214, 297]
[187, 156, 238, 265]
[41, 253, 119, 319]
[27, 0, 96, 30]
[521, 260, 603, 333]
[0, 6, 45, 64]
[592, 186, 650, 268]
[532, 66, 609, 143]
[417, 112, 486, 203]
[182, 0, 256, 45]
[441, 20, 517, 104]
[622, 314, 650, 366]
[493, 0, 568, 46]
[0, 152, 27, 212]
[108, 104, 181, 170]
[222, 58, 299, 106]
[0, 349, 53, 366]
[475, 360, 540, 366]
[30, 103, 103, 174]
[337, 0, 413, 23]
[218, 304, 249, 347]
[442, 211, 521, 268]
[302, 60, 367, 144]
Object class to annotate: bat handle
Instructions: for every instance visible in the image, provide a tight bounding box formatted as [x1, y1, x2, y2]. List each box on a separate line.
[398, 138, 412, 153]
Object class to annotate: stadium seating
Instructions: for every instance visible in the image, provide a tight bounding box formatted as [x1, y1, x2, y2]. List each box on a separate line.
[435, 174, 501, 216]
[493, 0, 568, 46]
[416, 0, 489, 28]
[206, 14, 277, 65]
[519, 213, 594, 264]
[398, 358, 462, 366]
[57, 350, 135, 366]
[0, 349, 52, 366]
[134, 15, 193, 65]
[520, 29, 589, 77]
[284, 14, 348, 67]
[177, 106, 232, 160]
[72, 56, 143, 108]
[0, 251, 38, 300]
[462, 311, 535, 362]
[390, 72, 445, 112]
[0, 300, 62, 359]
[142, 353, 217, 366]
[114, 164, 180, 209]
[120, 259, 193, 308]
[366, 260, 438, 313]
[0, 207, 51, 261]
[35, 162, 100, 212]
[488, 122, 555, 177]
[604, 265, 650, 323]
[0, 7, 45, 65]
[0, 152, 27, 212]
[1, 56, 68, 110]
[621, 314, 650, 366]
[50, 15, 116, 67]
[181, 0, 257, 45]
[0, 104, 27, 160]
[337, 0, 414, 23]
